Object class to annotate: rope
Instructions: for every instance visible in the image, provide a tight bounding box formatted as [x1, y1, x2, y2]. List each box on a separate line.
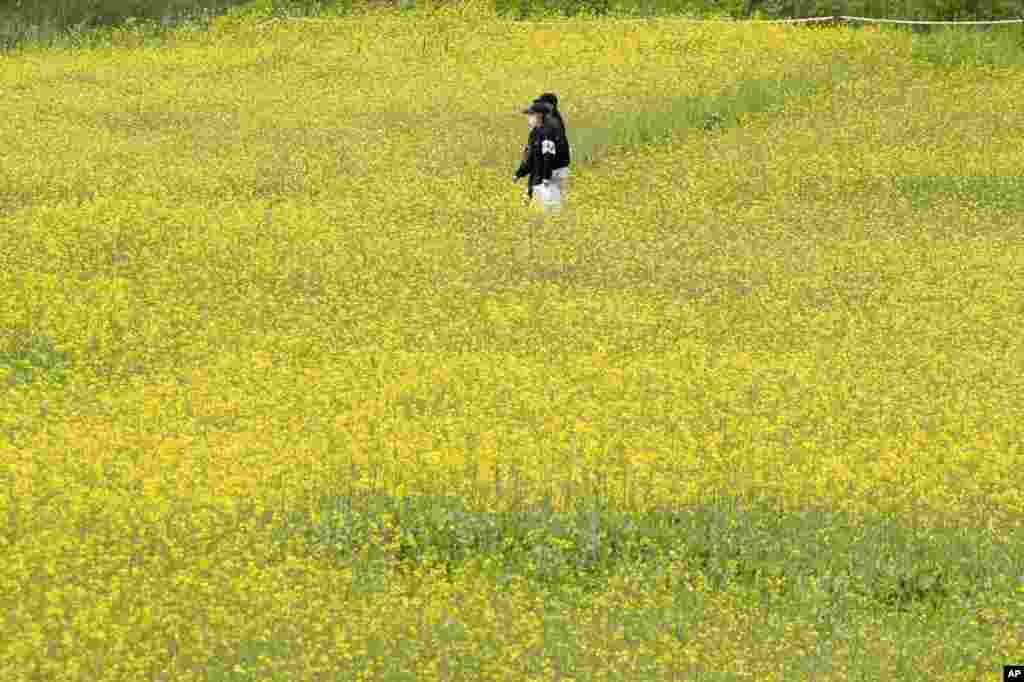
[838, 15, 1024, 24]
[493, 14, 1024, 24]
[242, 11, 1024, 26]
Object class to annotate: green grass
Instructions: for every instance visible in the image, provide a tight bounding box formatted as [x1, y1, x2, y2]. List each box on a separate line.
[271, 488, 1017, 613]
[228, 485, 1019, 679]
[571, 73, 839, 162]
[895, 174, 1024, 210]
[0, 328, 72, 393]
[903, 21, 1024, 66]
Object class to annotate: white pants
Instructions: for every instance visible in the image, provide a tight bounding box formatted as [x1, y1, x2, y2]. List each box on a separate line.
[531, 181, 563, 213]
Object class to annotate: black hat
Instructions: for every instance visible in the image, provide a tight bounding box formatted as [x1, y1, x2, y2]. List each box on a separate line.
[537, 93, 558, 109]
[522, 101, 552, 115]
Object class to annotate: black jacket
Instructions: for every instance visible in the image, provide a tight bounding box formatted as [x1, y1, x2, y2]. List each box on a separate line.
[547, 109, 571, 171]
[515, 121, 560, 196]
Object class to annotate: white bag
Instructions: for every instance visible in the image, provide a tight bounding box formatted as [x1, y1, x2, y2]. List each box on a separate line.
[550, 167, 570, 199]
[532, 182, 562, 211]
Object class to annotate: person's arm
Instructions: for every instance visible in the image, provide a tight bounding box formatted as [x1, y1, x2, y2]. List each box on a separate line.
[515, 131, 533, 180]
[539, 129, 556, 183]
[561, 122, 571, 167]
[549, 113, 569, 165]
[515, 143, 530, 179]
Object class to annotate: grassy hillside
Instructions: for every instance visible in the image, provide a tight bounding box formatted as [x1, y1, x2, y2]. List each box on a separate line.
[1, 6, 1022, 681]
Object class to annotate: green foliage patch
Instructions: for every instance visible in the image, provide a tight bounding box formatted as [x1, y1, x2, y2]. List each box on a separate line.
[570, 74, 831, 164]
[270, 490, 1021, 615]
[895, 174, 1024, 210]
[0, 328, 71, 390]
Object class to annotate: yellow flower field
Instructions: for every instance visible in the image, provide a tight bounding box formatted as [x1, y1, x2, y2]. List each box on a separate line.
[1, 4, 1022, 680]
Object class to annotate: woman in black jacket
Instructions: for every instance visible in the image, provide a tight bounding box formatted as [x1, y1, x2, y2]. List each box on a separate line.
[536, 93, 570, 201]
[514, 100, 562, 213]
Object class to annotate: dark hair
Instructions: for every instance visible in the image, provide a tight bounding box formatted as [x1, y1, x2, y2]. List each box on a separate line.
[525, 101, 553, 116]
[537, 93, 558, 110]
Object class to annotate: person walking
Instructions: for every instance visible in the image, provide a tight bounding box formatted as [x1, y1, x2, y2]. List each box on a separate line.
[535, 93, 571, 203]
[514, 100, 562, 214]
